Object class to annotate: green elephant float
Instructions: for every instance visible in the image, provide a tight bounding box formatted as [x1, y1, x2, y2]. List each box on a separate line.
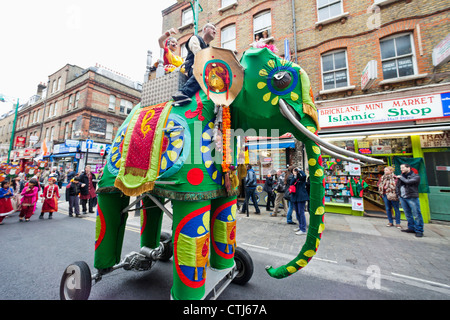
[61, 47, 383, 300]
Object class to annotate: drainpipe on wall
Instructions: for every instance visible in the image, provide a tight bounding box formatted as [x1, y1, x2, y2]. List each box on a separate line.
[291, 0, 298, 62]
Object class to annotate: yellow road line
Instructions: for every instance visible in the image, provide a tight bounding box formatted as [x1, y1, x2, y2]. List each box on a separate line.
[58, 209, 141, 233]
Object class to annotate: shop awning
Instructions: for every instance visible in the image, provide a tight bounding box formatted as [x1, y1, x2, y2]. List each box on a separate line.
[247, 140, 295, 150]
[49, 153, 77, 158]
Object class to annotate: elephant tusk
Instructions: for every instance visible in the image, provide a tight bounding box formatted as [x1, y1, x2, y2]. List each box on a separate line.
[279, 99, 384, 165]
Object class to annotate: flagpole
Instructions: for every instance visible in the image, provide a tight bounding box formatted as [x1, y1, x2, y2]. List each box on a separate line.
[7, 99, 19, 163]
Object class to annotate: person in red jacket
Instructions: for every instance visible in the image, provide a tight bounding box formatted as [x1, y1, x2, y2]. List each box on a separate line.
[0, 180, 14, 225]
[39, 177, 60, 219]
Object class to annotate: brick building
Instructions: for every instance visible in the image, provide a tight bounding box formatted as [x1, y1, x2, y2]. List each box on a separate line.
[11, 64, 141, 174]
[159, 0, 449, 220]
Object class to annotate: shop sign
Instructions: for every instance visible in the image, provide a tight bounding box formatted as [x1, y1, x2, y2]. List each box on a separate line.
[361, 60, 377, 90]
[420, 131, 450, 148]
[23, 148, 36, 157]
[351, 197, 364, 211]
[53, 143, 77, 154]
[432, 33, 450, 68]
[15, 136, 26, 148]
[65, 140, 79, 148]
[371, 145, 392, 154]
[80, 141, 110, 153]
[319, 92, 449, 128]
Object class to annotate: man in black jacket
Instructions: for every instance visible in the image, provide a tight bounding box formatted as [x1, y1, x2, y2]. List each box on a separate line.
[79, 165, 97, 214]
[172, 23, 217, 106]
[240, 164, 260, 216]
[396, 163, 424, 237]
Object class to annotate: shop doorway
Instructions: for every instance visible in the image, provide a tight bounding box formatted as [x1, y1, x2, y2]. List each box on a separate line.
[424, 151, 450, 221]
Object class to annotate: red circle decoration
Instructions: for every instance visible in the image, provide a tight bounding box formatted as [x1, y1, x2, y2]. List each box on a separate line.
[187, 168, 204, 186]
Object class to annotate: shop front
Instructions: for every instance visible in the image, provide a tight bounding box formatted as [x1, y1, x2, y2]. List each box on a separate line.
[243, 134, 295, 206]
[79, 141, 109, 174]
[316, 83, 450, 222]
[50, 140, 80, 173]
[10, 148, 38, 172]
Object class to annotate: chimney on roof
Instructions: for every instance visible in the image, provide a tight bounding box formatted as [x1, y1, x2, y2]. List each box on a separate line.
[37, 82, 47, 97]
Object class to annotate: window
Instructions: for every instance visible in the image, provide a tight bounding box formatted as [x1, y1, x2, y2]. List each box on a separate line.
[321, 50, 349, 90]
[221, 25, 236, 51]
[380, 33, 416, 80]
[54, 101, 58, 117]
[45, 127, 49, 141]
[68, 94, 74, 110]
[57, 77, 61, 91]
[71, 120, 76, 139]
[74, 91, 80, 108]
[253, 11, 272, 39]
[120, 99, 133, 114]
[50, 126, 54, 142]
[317, 0, 343, 22]
[48, 104, 53, 117]
[182, 7, 193, 26]
[109, 95, 116, 111]
[106, 123, 114, 141]
[52, 80, 56, 93]
[64, 122, 69, 140]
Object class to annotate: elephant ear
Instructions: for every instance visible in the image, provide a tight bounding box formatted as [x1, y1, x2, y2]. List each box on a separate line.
[193, 47, 244, 106]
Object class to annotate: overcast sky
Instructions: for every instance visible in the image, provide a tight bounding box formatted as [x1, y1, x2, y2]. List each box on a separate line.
[0, 0, 177, 115]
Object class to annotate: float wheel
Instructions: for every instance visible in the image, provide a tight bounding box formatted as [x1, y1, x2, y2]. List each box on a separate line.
[232, 247, 253, 285]
[60, 261, 92, 300]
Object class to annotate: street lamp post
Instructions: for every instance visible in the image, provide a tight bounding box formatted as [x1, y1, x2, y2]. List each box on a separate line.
[0, 94, 20, 163]
[8, 99, 20, 163]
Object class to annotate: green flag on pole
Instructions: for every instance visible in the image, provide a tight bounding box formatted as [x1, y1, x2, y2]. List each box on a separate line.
[393, 156, 430, 193]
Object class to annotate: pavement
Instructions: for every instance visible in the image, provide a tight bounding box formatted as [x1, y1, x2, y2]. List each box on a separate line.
[54, 193, 450, 290]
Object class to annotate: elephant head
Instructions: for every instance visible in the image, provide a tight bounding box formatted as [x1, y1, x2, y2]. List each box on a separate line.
[193, 47, 383, 279]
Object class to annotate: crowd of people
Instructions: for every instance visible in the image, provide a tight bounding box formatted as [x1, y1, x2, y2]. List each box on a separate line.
[239, 162, 425, 238]
[0, 165, 99, 224]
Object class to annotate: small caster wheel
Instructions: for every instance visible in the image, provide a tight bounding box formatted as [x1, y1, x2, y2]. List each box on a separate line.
[232, 247, 254, 285]
[60, 261, 92, 300]
[159, 232, 173, 262]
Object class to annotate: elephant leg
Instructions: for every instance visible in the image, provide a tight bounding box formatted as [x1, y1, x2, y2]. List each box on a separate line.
[94, 192, 130, 270]
[171, 200, 211, 300]
[140, 196, 164, 249]
[210, 196, 237, 270]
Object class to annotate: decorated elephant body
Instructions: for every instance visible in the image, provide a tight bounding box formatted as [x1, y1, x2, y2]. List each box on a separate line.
[95, 47, 382, 300]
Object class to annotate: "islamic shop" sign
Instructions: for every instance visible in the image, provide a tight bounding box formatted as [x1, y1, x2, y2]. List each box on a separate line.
[318, 92, 450, 128]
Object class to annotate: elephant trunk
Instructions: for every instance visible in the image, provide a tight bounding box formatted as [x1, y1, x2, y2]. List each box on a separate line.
[265, 137, 325, 279]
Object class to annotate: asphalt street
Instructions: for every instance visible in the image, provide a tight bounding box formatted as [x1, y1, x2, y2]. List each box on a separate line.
[0, 192, 449, 301]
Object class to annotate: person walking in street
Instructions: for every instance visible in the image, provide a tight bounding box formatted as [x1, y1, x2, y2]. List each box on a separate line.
[41, 168, 50, 190]
[284, 166, 296, 225]
[39, 177, 60, 220]
[290, 168, 309, 235]
[241, 164, 260, 216]
[263, 173, 275, 212]
[66, 168, 76, 182]
[10, 177, 22, 212]
[79, 165, 97, 214]
[378, 166, 401, 229]
[19, 178, 39, 222]
[0, 180, 15, 225]
[66, 176, 81, 217]
[272, 169, 288, 217]
[396, 163, 424, 237]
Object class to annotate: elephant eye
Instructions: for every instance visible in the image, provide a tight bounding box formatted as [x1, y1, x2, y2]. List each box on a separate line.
[272, 71, 292, 90]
